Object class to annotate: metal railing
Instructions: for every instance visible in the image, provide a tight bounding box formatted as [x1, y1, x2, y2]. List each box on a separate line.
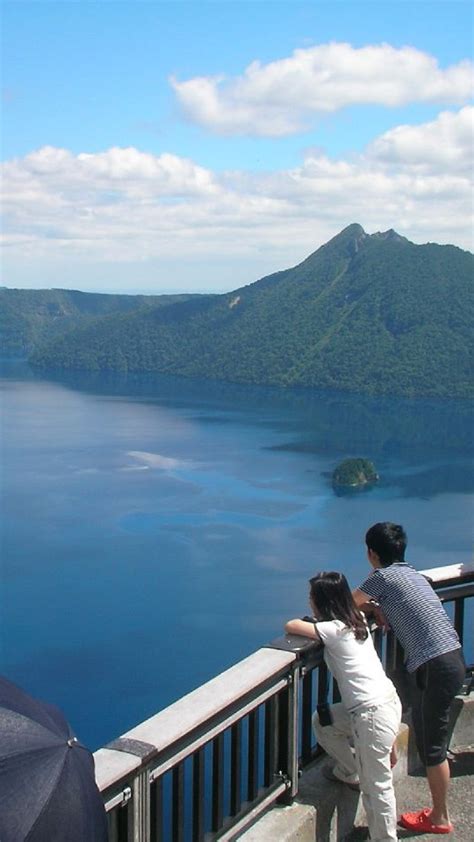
[95, 561, 474, 842]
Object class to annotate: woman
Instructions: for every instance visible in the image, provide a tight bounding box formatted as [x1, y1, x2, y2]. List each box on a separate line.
[286, 571, 401, 842]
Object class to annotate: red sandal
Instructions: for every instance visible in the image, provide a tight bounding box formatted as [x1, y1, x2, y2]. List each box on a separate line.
[398, 808, 453, 834]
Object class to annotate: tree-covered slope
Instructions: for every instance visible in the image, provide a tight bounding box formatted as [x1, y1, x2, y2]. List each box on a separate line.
[25, 224, 474, 397]
[0, 287, 197, 357]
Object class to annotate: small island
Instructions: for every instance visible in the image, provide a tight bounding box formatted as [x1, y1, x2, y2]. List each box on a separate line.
[332, 458, 379, 489]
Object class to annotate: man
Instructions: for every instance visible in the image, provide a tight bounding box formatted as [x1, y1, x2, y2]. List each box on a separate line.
[353, 522, 465, 835]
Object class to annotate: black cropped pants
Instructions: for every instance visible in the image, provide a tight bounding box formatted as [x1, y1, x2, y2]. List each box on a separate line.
[410, 648, 465, 767]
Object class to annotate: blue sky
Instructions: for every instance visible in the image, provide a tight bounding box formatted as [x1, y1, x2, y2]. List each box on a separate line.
[2, 1, 473, 293]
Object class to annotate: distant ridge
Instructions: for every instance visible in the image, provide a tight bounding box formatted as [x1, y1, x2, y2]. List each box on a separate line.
[0, 288, 199, 358]
[3, 224, 473, 398]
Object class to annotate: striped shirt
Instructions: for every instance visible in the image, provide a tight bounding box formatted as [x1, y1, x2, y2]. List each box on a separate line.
[359, 563, 460, 672]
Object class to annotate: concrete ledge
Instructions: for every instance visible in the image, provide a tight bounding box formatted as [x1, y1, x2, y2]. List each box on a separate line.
[236, 803, 316, 841]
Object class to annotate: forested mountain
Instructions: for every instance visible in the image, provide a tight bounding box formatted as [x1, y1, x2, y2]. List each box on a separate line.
[5, 224, 473, 397]
[0, 287, 197, 357]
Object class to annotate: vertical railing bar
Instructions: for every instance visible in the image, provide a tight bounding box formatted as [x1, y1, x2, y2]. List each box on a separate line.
[192, 749, 205, 842]
[117, 803, 129, 842]
[373, 627, 383, 659]
[315, 661, 330, 755]
[386, 629, 396, 674]
[317, 661, 329, 706]
[263, 697, 277, 787]
[301, 670, 314, 766]
[150, 775, 163, 842]
[230, 721, 242, 816]
[454, 598, 465, 645]
[172, 764, 185, 842]
[212, 733, 225, 832]
[395, 640, 405, 669]
[247, 707, 259, 802]
[276, 686, 287, 785]
[332, 678, 341, 704]
[107, 809, 118, 842]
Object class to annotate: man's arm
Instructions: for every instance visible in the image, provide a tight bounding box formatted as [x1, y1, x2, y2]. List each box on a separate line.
[352, 589, 389, 631]
[352, 588, 372, 608]
[285, 619, 320, 641]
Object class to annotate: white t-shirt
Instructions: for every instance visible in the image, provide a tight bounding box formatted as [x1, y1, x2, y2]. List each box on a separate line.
[316, 619, 396, 712]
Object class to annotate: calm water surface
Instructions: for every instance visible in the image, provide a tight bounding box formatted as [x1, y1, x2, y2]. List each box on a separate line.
[1, 362, 473, 749]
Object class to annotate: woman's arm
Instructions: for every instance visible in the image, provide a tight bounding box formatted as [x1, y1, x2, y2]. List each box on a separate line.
[285, 618, 320, 641]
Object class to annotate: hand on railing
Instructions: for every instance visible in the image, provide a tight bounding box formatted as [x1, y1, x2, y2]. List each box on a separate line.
[363, 600, 390, 632]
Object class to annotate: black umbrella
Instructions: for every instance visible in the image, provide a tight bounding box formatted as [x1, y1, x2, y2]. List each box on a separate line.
[0, 675, 108, 842]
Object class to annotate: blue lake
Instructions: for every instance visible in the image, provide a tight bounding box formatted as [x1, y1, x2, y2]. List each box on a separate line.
[1, 361, 473, 750]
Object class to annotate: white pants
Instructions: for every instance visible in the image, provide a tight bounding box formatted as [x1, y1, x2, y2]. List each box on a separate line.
[313, 694, 402, 842]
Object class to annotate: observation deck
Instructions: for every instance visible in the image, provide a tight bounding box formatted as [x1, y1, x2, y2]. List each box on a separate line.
[94, 562, 474, 841]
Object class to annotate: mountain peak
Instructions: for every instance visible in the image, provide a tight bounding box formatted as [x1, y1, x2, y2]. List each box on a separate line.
[322, 222, 368, 258]
[332, 223, 367, 242]
[340, 223, 366, 237]
[371, 228, 408, 244]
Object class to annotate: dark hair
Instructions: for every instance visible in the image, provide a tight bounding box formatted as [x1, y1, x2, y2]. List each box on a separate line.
[365, 522, 407, 567]
[309, 571, 368, 641]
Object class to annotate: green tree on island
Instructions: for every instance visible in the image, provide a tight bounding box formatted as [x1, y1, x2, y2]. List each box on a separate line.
[332, 458, 378, 488]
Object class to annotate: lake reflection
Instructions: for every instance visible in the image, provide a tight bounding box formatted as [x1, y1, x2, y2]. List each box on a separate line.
[1, 362, 473, 749]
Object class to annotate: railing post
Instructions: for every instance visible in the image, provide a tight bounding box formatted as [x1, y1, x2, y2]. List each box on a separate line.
[269, 633, 324, 797]
[132, 769, 150, 842]
[287, 662, 300, 798]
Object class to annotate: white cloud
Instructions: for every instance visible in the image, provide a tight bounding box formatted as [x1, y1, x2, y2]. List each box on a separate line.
[4, 145, 219, 198]
[1, 107, 473, 291]
[368, 105, 474, 175]
[171, 42, 474, 137]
